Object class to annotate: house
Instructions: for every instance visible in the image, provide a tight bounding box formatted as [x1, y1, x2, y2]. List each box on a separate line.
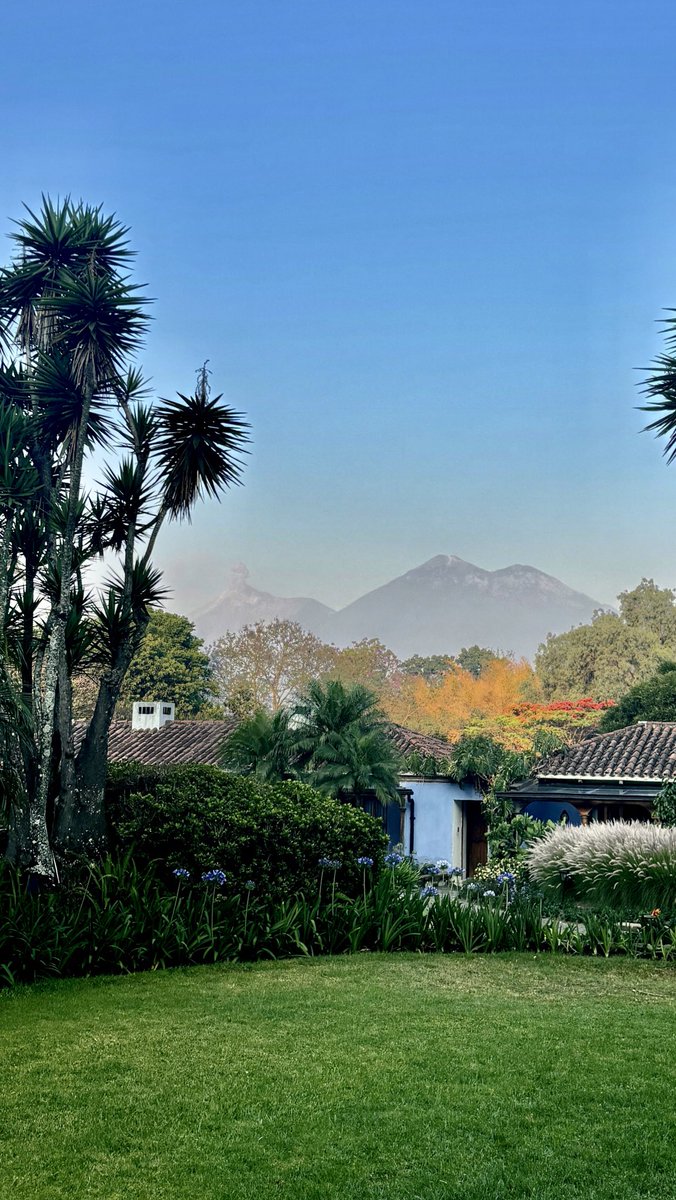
[388, 725, 484, 873]
[502, 720, 674, 825]
[98, 703, 484, 873]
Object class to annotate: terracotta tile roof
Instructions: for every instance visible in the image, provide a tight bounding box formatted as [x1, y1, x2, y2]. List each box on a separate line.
[537, 721, 676, 781]
[75, 719, 239, 767]
[76, 718, 453, 771]
[388, 724, 453, 764]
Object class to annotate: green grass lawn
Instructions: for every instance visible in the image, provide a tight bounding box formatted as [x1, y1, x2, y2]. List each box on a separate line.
[2, 955, 676, 1200]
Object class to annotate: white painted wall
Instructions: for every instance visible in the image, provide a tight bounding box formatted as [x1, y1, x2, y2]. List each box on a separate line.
[400, 777, 480, 870]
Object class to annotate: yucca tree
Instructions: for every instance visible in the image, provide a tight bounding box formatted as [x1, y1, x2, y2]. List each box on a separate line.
[641, 312, 676, 461]
[0, 198, 249, 874]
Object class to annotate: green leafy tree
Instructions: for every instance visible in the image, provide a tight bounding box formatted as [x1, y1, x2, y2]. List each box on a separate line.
[618, 579, 676, 644]
[211, 619, 337, 713]
[535, 610, 666, 701]
[118, 611, 219, 718]
[400, 654, 455, 681]
[329, 638, 400, 693]
[654, 781, 676, 827]
[599, 661, 676, 730]
[0, 198, 249, 874]
[456, 645, 500, 678]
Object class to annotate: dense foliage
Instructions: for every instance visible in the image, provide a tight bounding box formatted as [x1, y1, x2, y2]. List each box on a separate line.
[223, 679, 404, 803]
[655, 781, 676, 828]
[599, 660, 676, 730]
[1, 854, 673, 988]
[536, 580, 676, 701]
[118, 611, 220, 718]
[107, 764, 387, 900]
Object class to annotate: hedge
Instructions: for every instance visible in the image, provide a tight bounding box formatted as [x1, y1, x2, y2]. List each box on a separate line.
[107, 764, 388, 900]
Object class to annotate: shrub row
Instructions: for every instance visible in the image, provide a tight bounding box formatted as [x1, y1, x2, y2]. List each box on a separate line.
[1, 856, 674, 988]
[106, 765, 387, 900]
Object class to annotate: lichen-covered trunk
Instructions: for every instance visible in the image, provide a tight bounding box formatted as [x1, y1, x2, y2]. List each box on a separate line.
[54, 627, 143, 856]
[31, 390, 92, 872]
[53, 680, 112, 857]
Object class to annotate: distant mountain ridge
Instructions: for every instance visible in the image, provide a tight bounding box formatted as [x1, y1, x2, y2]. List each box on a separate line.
[193, 555, 608, 660]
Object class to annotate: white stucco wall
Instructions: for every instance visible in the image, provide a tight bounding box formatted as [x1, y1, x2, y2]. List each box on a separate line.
[400, 778, 480, 869]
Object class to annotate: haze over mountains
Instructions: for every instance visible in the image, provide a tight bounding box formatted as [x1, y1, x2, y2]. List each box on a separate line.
[193, 556, 607, 660]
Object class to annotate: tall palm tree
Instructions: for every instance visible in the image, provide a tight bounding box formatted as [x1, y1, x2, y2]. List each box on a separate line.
[293, 679, 402, 804]
[0, 198, 250, 872]
[309, 725, 403, 805]
[221, 709, 298, 782]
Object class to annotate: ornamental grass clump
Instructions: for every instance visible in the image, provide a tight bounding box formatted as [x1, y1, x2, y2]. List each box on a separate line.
[527, 821, 676, 911]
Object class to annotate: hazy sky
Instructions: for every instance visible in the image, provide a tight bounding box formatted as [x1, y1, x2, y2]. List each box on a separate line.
[4, 1, 676, 613]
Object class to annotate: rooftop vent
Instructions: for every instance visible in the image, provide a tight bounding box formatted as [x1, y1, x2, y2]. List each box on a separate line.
[131, 701, 175, 731]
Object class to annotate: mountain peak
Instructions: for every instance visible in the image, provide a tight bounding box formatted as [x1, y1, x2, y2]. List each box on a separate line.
[192, 556, 608, 660]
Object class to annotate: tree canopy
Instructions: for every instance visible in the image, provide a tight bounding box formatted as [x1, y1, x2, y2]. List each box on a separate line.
[222, 679, 403, 805]
[118, 612, 219, 719]
[211, 619, 337, 714]
[599, 661, 676, 731]
[535, 583, 676, 701]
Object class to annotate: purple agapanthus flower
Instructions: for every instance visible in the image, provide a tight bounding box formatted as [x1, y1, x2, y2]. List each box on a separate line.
[420, 884, 439, 898]
[172, 868, 191, 880]
[357, 856, 374, 868]
[318, 858, 342, 869]
[384, 852, 404, 867]
[202, 869, 227, 886]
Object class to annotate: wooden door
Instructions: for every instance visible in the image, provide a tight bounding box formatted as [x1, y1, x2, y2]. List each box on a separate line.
[465, 803, 487, 876]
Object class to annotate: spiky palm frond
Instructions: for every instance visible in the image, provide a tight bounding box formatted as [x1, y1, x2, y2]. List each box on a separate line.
[90, 589, 133, 666]
[222, 708, 298, 781]
[639, 314, 676, 463]
[105, 558, 168, 616]
[0, 362, 31, 409]
[40, 270, 150, 389]
[293, 679, 384, 755]
[63, 583, 97, 673]
[154, 386, 249, 519]
[97, 457, 154, 551]
[32, 351, 112, 453]
[10, 196, 133, 281]
[308, 726, 403, 805]
[0, 404, 39, 513]
[117, 400, 158, 461]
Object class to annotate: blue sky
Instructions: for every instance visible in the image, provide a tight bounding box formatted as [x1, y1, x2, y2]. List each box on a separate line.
[4, 1, 676, 613]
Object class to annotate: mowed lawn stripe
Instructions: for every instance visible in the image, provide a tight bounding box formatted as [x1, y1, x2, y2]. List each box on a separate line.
[1, 954, 675, 1200]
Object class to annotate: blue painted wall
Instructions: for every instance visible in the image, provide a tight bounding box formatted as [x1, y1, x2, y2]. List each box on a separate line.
[399, 777, 482, 869]
[523, 801, 581, 826]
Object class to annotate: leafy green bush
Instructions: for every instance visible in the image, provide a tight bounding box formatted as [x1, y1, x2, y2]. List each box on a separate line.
[527, 821, 676, 911]
[107, 765, 387, 900]
[655, 782, 676, 828]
